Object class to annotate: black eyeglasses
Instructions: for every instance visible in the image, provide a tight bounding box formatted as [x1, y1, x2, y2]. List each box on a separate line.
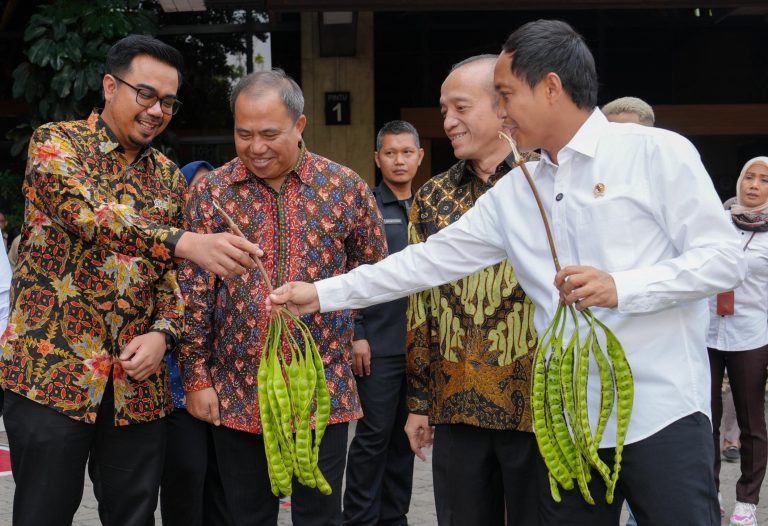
[112, 74, 182, 116]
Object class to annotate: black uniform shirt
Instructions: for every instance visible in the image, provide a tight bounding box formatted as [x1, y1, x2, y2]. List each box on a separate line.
[353, 181, 411, 356]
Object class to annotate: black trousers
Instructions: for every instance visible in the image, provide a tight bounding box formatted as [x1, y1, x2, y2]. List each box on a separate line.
[212, 421, 349, 526]
[160, 408, 232, 526]
[709, 346, 768, 503]
[538, 412, 719, 526]
[4, 381, 166, 526]
[343, 355, 414, 526]
[432, 424, 540, 526]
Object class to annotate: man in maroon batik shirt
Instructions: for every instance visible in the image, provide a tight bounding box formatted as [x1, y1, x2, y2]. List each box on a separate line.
[178, 69, 387, 526]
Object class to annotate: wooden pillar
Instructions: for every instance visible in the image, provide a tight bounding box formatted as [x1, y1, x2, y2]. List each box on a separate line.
[300, 12, 375, 186]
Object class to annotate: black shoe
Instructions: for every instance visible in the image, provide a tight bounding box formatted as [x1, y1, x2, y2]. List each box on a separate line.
[723, 446, 741, 463]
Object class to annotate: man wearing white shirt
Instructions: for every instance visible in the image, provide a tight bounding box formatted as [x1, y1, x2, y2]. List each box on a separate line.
[269, 19, 745, 525]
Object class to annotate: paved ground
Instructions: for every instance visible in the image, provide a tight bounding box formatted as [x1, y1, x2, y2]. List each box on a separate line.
[0, 418, 436, 526]
[0, 416, 765, 525]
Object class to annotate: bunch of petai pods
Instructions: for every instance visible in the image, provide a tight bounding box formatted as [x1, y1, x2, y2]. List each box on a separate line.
[212, 199, 332, 496]
[499, 132, 634, 505]
[533, 303, 633, 504]
[258, 308, 332, 496]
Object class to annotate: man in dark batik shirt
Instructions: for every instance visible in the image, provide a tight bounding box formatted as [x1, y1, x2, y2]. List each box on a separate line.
[178, 69, 387, 526]
[405, 55, 540, 526]
[0, 35, 261, 526]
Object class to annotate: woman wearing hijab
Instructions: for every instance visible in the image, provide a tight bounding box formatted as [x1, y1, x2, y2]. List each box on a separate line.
[708, 156, 768, 526]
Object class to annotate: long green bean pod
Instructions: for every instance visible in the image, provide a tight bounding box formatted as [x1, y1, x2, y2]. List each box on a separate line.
[574, 315, 612, 487]
[310, 338, 333, 495]
[287, 316, 318, 487]
[546, 309, 583, 481]
[595, 318, 633, 504]
[581, 311, 615, 454]
[556, 307, 593, 502]
[531, 306, 574, 496]
[560, 307, 591, 484]
[258, 323, 293, 496]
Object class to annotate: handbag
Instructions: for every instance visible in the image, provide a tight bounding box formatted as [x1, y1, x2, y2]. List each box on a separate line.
[715, 231, 756, 316]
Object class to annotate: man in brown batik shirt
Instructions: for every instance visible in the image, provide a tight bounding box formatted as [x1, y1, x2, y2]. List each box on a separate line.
[405, 55, 539, 526]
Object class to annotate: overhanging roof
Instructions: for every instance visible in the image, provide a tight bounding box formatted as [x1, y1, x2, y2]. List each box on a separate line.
[157, 0, 207, 12]
[194, 0, 768, 10]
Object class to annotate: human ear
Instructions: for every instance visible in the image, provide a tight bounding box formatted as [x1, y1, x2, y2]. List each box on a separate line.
[102, 75, 117, 103]
[295, 114, 307, 134]
[543, 72, 563, 101]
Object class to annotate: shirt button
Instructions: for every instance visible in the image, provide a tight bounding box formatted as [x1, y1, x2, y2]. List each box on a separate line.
[555, 193, 564, 201]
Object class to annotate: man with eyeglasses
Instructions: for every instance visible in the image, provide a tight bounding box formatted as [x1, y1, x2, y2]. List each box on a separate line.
[0, 35, 261, 526]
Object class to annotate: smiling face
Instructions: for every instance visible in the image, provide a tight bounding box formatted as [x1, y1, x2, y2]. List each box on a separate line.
[234, 88, 306, 191]
[101, 54, 179, 161]
[739, 162, 768, 208]
[440, 61, 505, 162]
[493, 51, 554, 153]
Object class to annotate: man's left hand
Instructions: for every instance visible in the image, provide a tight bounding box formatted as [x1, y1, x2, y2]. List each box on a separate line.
[351, 339, 372, 376]
[119, 331, 167, 381]
[554, 265, 618, 311]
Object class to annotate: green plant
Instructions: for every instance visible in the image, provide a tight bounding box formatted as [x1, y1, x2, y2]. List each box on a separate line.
[10, 0, 158, 156]
[0, 169, 25, 231]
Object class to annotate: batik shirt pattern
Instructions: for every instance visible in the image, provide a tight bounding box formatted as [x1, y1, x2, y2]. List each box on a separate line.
[406, 158, 537, 431]
[0, 112, 185, 425]
[178, 150, 387, 434]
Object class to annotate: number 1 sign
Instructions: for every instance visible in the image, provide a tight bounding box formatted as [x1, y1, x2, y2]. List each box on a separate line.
[325, 92, 351, 125]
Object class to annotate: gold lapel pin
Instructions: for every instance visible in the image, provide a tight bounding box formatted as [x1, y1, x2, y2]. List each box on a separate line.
[593, 182, 606, 198]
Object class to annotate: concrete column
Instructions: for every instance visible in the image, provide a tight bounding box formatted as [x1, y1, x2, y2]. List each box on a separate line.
[300, 12, 375, 186]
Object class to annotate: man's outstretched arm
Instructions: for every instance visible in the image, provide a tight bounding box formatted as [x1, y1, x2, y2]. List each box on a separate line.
[268, 188, 508, 315]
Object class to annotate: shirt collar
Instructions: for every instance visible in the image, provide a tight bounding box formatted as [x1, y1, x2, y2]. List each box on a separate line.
[453, 158, 511, 187]
[377, 181, 402, 204]
[90, 109, 152, 162]
[542, 108, 606, 164]
[231, 141, 312, 186]
[89, 110, 120, 155]
[292, 141, 314, 186]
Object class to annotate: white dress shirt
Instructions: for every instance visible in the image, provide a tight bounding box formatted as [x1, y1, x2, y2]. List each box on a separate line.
[707, 221, 768, 351]
[0, 240, 11, 334]
[316, 110, 746, 446]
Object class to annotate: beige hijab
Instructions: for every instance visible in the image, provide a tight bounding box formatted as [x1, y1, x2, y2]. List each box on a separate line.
[732, 156, 768, 214]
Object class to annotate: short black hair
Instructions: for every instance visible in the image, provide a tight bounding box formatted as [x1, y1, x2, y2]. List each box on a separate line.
[105, 35, 184, 85]
[502, 19, 597, 110]
[376, 120, 421, 150]
[229, 69, 304, 122]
